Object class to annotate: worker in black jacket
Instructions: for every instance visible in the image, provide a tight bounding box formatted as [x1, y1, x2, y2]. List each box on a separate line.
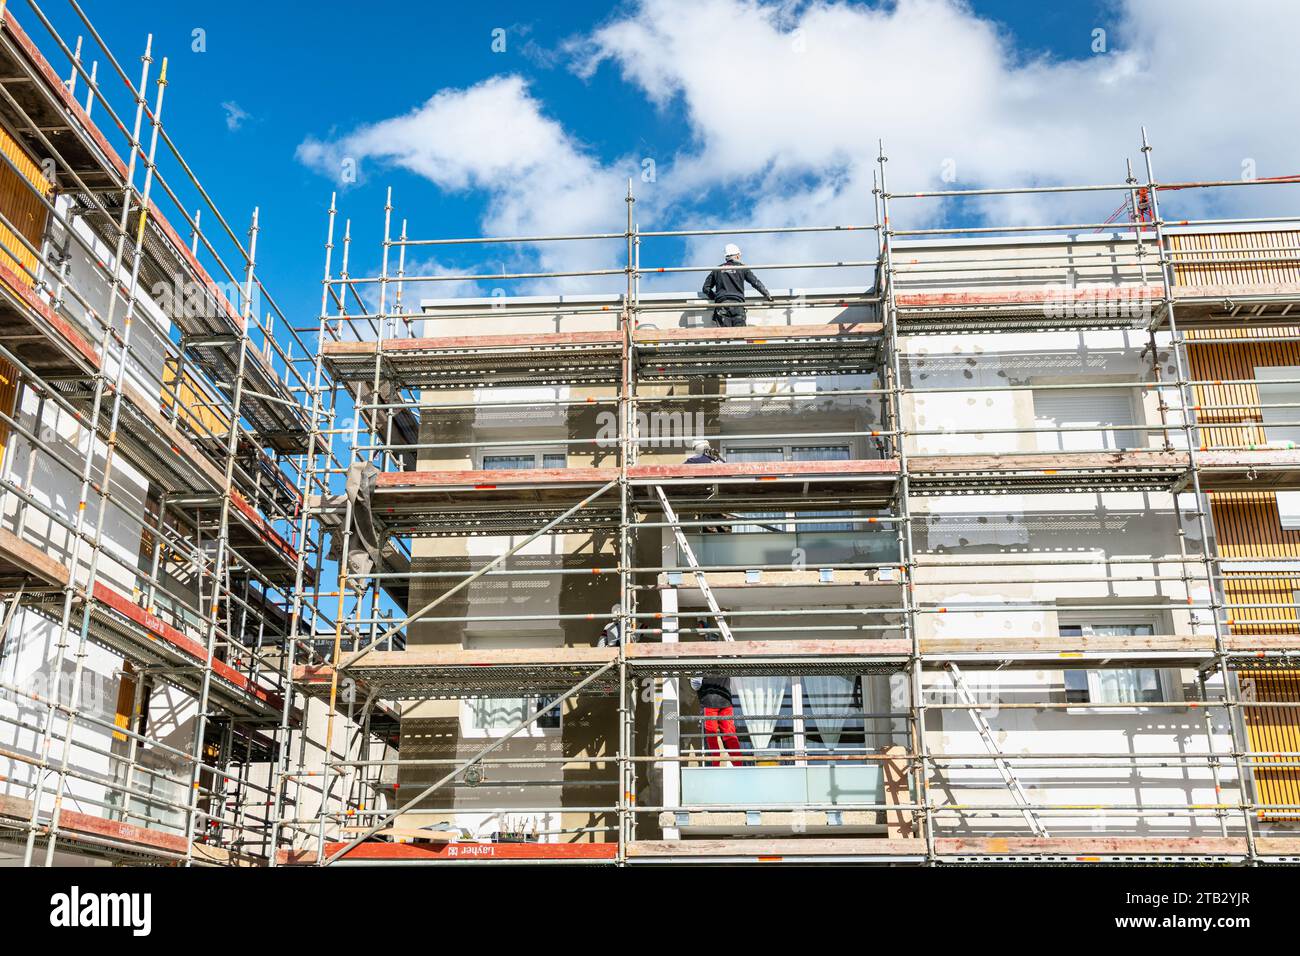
[690, 619, 742, 766]
[701, 243, 773, 327]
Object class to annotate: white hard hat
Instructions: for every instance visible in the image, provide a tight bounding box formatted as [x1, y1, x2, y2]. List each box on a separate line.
[692, 439, 710, 453]
[724, 243, 741, 260]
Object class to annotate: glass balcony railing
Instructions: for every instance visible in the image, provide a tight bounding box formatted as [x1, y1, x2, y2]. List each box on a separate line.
[681, 764, 885, 808]
[680, 529, 900, 568]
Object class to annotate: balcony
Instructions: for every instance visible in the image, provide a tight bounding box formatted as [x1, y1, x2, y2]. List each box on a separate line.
[680, 528, 901, 568]
[682, 764, 884, 808]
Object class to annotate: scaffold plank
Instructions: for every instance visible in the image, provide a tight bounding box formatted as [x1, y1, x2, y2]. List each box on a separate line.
[1170, 283, 1300, 327]
[370, 459, 900, 536]
[921, 633, 1300, 664]
[628, 838, 925, 859]
[0, 16, 122, 189]
[908, 449, 1190, 493]
[377, 465, 615, 501]
[224, 489, 308, 583]
[323, 322, 885, 389]
[295, 646, 620, 700]
[1197, 449, 1300, 492]
[629, 638, 910, 658]
[55, 377, 228, 496]
[323, 330, 624, 388]
[315, 840, 617, 863]
[635, 321, 882, 378]
[0, 527, 70, 589]
[291, 834, 1300, 864]
[83, 581, 291, 720]
[934, 836, 1299, 858]
[0, 793, 238, 863]
[293, 635, 1300, 699]
[891, 282, 1300, 333]
[628, 835, 1300, 860]
[0, 259, 100, 375]
[893, 284, 1159, 333]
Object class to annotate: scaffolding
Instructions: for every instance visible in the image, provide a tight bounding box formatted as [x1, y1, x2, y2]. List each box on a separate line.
[270, 121, 1300, 865]
[5, 4, 1300, 869]
[0, 1, 390, 866]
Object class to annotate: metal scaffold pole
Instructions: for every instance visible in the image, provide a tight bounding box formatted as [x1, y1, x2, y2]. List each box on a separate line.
[182, 205, 259, 865]
[9, 1, 1300, 865]
[618, 178, 636, 862]
[1138, 128, 1260, 863]
[23, 37, 157, 867]
[876, 145, 936, 863]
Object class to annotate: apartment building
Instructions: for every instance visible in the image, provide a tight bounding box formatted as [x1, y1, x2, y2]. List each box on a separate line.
[0, 7, 389, 865]
[3, 4, 1300, 869]
[304, 176, 1300, 864]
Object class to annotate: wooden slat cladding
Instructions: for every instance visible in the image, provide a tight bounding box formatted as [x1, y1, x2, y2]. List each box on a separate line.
[162, 359, 231, 442]
[0, 122, 52, 469]
[1239, 669, 1300, 821]
[1171, 230, 1300, 289]
[1211, 492, 1300, 637]
[1187, 329, 1300, 450]
[1190, 329, 1300, 820]
[0, 121, 50, 285]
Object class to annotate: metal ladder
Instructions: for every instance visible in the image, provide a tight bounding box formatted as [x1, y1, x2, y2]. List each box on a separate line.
[945, 662, 1048, 836]
[654, 485, 734, 642]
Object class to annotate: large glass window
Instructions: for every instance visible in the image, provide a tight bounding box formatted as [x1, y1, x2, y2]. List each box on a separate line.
[481, 451, 567, 470]
[1059, 622, 1166, 704]
[723, 444, 854, 533]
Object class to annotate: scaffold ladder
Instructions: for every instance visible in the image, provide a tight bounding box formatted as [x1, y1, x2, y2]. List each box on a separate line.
[654, 485, 734, 642]
[945, 662, 1048, 837]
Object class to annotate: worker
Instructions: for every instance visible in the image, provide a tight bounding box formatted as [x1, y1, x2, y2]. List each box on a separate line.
[685, 440, 729, 532]
[701, 243, 773, 327]
[597, 604, 627, 646]
[685, 438, 723, 464]
[690, 619, 742, 767]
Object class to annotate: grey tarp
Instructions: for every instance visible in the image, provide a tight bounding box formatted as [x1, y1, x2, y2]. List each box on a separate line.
[323, 461, 382, 592]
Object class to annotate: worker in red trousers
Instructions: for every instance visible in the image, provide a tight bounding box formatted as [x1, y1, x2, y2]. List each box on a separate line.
[690, 619, 742, 767]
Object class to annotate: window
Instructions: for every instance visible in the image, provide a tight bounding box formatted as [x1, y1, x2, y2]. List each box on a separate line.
[744, 675, 872, 762]
[1255, 367, 1300, 528]
[725, 446, 787, 533]
[1033, 387, 1137, 452]
[480, 450, 567, 471]
[463, 696, 561, 736]
[722, 444, 854, 533]
[1059, 622, 1171, 705]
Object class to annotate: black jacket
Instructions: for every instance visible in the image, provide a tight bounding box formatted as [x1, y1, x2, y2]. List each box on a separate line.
[701, 261, 772, 303]
[697, 675, 733, 707]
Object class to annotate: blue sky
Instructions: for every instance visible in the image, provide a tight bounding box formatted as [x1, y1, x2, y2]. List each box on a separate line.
[41, 0, 1141, 320]
[35, 1, 1300, 333]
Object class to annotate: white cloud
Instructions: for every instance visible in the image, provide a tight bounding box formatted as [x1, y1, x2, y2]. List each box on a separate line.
[299, 0, 1300, 293]
[297, 75, 637, 292]
[222, 100, 250, 131]
[574, 0, 1300, 286]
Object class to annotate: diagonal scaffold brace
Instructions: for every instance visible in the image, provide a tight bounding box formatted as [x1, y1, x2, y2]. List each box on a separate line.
[654, 485, 734, 642]
[946, 662, 1048, 837]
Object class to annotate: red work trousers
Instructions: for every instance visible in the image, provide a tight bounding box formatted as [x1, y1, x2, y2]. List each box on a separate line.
[703, 706, 742, 767]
